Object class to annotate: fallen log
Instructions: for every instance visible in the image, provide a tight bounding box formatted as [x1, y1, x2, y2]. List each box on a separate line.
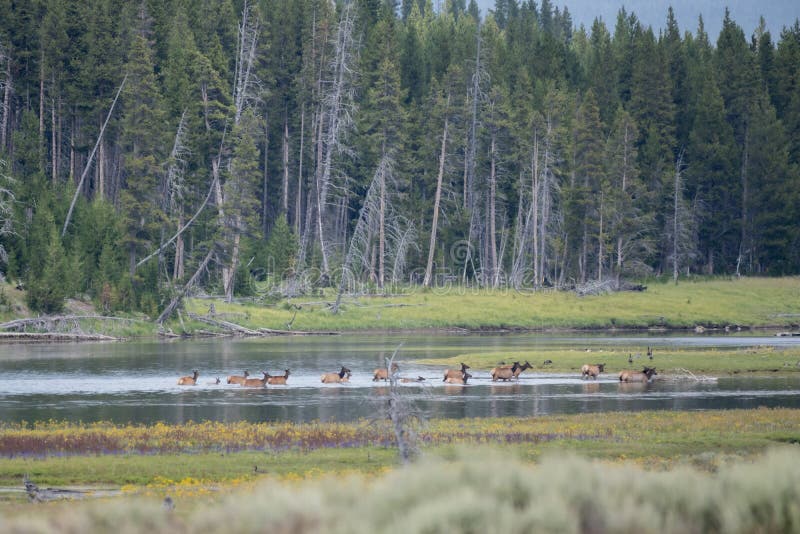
[186, 313, 262, 335]
[0, 332, 119, 342]
[257, 327, 340, 336]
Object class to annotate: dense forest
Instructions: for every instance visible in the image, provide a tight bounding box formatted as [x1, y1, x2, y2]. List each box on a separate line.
[0, 0, 798, 318]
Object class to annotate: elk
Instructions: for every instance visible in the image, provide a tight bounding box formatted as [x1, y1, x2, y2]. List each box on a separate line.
[401, 376, 426, 383]
[321, 366, 351, 384]
[581, 363, 606, 380]
[491, 362, 520, 382]
[619, 367, 657, 383]
[267, 369, 291, 385]
[443, 362, 471, 381]
[444, 369, 472, 385]
[227, 370, 250, 385]
[177, 370, 198, 385]
[243, 372, 269, 388]
[373, 363, 399, 381]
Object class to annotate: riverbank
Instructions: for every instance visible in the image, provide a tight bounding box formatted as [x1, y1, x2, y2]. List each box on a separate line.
[181, 276, 800, 334]
[1, 277, 799, 339]
[417, 345, 800, 376]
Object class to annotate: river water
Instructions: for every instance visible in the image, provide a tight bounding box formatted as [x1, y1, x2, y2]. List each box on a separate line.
[1, 333, 799, 424]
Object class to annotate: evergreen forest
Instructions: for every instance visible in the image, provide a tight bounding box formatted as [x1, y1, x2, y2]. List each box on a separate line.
[0, 0, 799, 318]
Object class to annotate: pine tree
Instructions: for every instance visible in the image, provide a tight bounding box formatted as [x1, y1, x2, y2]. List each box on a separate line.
[119, 4, 168, 276]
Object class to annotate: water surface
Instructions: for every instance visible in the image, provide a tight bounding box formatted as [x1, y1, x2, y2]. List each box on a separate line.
[1, 333, 799, 424]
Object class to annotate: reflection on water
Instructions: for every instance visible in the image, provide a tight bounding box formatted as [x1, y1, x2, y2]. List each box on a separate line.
[0, 333, 799, 424]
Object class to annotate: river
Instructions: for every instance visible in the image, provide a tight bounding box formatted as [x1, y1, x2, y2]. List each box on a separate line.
[1, 332, 799, 424]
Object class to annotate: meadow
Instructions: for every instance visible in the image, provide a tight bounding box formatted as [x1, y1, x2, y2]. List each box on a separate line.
[2, 409, 799, 488]
[181, 277, 800, 334]
[1, 412, 800, 532]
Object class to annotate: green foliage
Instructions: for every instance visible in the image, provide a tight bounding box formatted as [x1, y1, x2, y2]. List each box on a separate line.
[1, 0, 800, 320]
[26, 225, 69, 313]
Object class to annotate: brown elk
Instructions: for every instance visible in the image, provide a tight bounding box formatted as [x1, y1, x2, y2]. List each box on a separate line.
[491, 362, 520, 382]
[321, 366, 351, 384]
[443, 362, 471, 381]
[243, 372, 269, 388]
[177, 370, 198, 385]
[444, 369, 472, 385]
[581, 363, 606, 380]
[512, 361, 533, 379]
[619, 367, 657, 383]
[226, 370, 250, 385]
[373, 363, 399, 381]
[267, 369, 291, 385]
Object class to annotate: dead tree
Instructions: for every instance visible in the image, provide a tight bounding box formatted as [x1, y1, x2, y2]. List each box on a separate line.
[0, 41, 10, 151]
[62, 73, 127, 237]
[332, 155, 391, 313]
[423, 93, 450, 288]
[298, 3, 358, 276]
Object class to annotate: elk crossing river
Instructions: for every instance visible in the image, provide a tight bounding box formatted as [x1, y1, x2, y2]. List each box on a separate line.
[1, 333, 799, 424]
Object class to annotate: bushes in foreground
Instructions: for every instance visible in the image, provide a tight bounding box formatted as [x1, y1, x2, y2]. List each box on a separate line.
[3, 447, 800, 533]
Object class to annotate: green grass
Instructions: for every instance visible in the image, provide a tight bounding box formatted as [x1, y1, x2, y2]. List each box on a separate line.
[418, 345, 800, 375]
[0, 447, 396, 488]
[3, 409, 798, 489]
[3, 433, 800, 532]
[180, 277, 800, 333]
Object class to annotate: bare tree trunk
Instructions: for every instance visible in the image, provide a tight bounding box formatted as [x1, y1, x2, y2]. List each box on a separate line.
[531, 135, 539, 287]
[378, 145, 386, 289]
[673, 152, 683, 285]
[157, 247, 215, 324]
[98, 139, 105, 199]
[173, 212, 184, 280]
[62, 74, 127, 237]
[51, 94, 57, 183]
[423, 96, 450, 288]
[262, 111, 269, 235]
[737, 125, 749, 276]
[597, 192, 604, 281]
[69, 116, 75, 182]
[224, 221, 241, 302]
[296, 104, 305, 235]
[282, 112, 289, 214]
[1, 47, 11, 151]
[39, 51, 45, 160]
[489, 132, 498, 287]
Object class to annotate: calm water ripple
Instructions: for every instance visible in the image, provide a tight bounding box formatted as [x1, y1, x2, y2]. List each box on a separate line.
[1, 333, 799, 424]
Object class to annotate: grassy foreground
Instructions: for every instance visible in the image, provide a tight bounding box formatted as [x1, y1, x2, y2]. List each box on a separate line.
[2, 409, 799, 489]
[2, 438, 800, 533]
[181, 277, 800, 333]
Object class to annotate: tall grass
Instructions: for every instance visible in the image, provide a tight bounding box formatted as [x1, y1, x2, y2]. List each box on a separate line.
[2, 448, 799, 533]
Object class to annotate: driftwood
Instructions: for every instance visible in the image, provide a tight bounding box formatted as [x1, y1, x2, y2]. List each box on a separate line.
[0, 315, 142, 331]
[187, 313, 261, 335]
[668, 368, 717, 382]
[186, 312, 338, 337]
[257, 327, 339, 336]
[0, 332, 118, 342]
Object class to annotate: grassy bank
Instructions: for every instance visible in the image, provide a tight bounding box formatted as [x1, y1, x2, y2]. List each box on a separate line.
[2, 409, 799, 488]
[1, 277, 799, 337]
[418, 345, 800, 376]
[182, 277, 800, 333]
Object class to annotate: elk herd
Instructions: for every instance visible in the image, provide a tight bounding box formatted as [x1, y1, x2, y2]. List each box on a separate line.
[177, 349, 660, 387]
